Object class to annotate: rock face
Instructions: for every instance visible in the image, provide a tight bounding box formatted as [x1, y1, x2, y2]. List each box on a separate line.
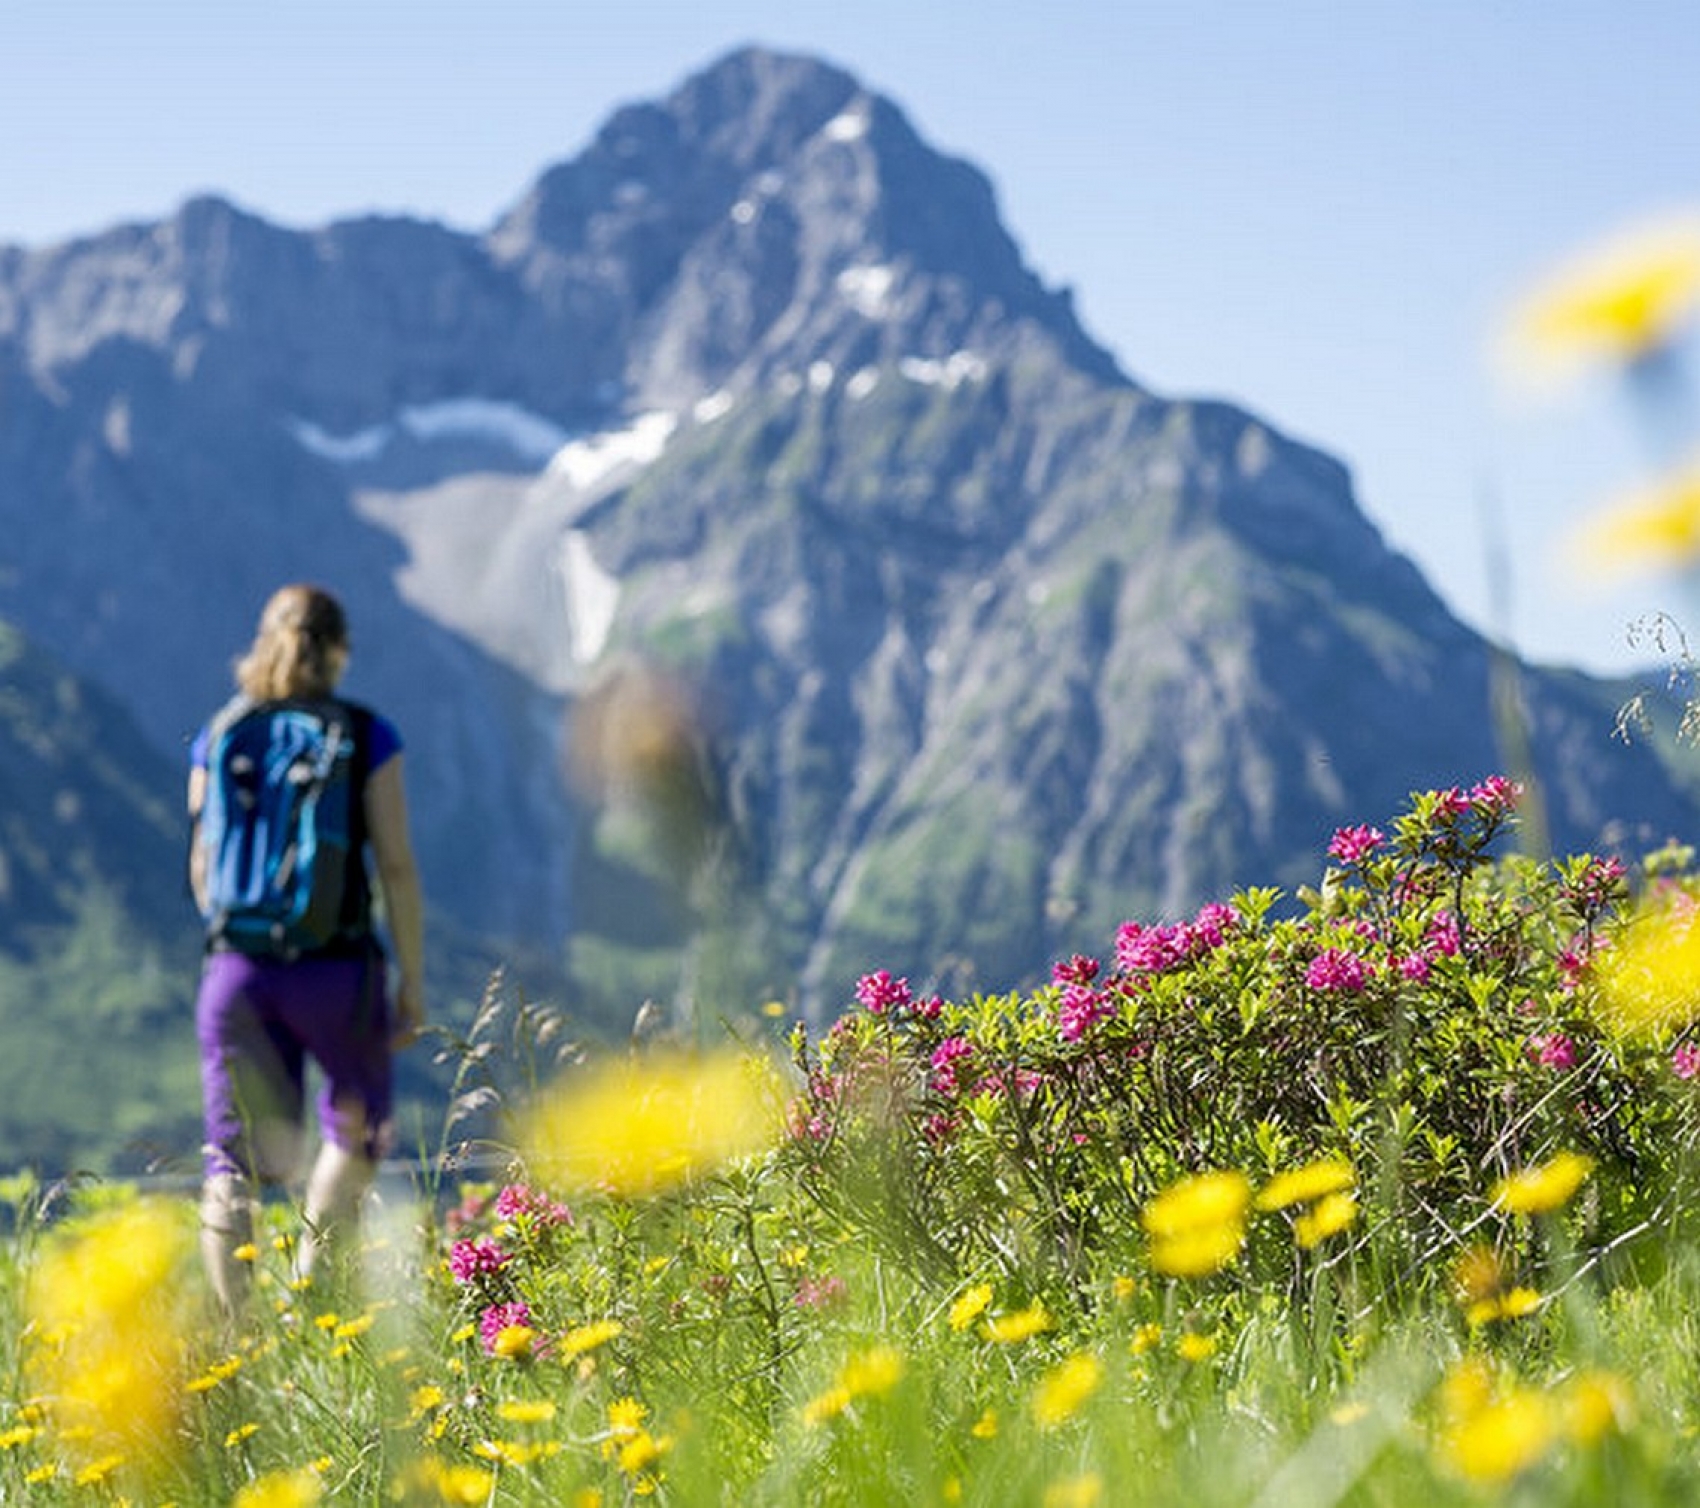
[0, 46, 1692, 1021]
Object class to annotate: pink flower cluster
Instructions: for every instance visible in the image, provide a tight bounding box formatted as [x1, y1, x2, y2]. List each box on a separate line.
[1429, 776, 1523, 825]
[1562, 856, 1627, 915]
[1051, 955, 1101, 987]
[1527, 1033, 1577, 1071]
[1328, 824, 1385, 865]
[1305, 948, 1372, 994]
[1673, 1043, 1700, 1081]
[448, 1237, 511, 1284]
[494, 1182, 573, 1229]
[793, 1274, 848, 1311]
[1056, 983, 1113, 1043]
[930, 1036, 976, 1096]
[1115, 902, 1238, 977]
[854, 970, 942, 1019]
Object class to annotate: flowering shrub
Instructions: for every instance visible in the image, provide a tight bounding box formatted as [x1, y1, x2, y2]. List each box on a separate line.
[782, 779, 1697, 1300]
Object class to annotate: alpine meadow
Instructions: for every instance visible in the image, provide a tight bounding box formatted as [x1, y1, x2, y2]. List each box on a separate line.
[7, 42, 1700, 1508]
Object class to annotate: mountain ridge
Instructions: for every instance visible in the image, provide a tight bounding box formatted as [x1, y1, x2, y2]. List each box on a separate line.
[1, 44, 1693, 1031]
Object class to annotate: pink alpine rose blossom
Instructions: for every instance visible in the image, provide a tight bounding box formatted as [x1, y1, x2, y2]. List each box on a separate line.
[855, 970, 912, 1016]
[1528, 1033, 1577, 1071]
[1674, 1043, 1700, 1081]
[1328, 824, 1386, 865]
[448, 1237, 511, 1284]
[1305, 949, 1372, 993]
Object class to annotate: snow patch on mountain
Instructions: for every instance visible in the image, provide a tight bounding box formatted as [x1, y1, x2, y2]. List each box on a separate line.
[558, 530, 620, 665]
[546, 411, 678, 492]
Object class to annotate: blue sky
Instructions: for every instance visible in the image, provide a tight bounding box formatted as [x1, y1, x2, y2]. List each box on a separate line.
[9, 2, 1700, 674]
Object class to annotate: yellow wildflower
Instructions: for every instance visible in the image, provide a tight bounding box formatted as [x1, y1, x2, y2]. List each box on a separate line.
[1129, 1322, 1164, 1355]
[1042, 1472, 1105, 1508]
[1436, 1385, 1556, 1484]
[617, 1427, 671, 1477]
[970, 1407, 998, 1439]
[800, 1385, 852, 1428]
[491, 1325, 537, 1360]
[839, 1345, 905, 1398]
[607, 1396, 648, 1436]
[1563, 1370, 1634, 1444]
[233, 1242, 260, 1263]
[408, 1384, 446, 1418]
[983, 1302, 1052, 1344]
[1573, 458, 1700, 579]
[25, 1197, 194, 1469]
[225, 1422, 261, 1448]
[0, 1425, 39, 1449]
[1293, 1191, 1359, 1248]
[1501, 212, 1700, 380]
[394, 1459, 493, 1505]
[520, 1048, 781, 1198]
[496, 1398, 558, 1424]
[1491, 1152, 1594, 1216]
[24, 1462, 56, 1485]
[560, 1319, 624, 1356]
[1255, 1158, 1355, 1211]
[1031, 1352, 1104, 1429]
[948, 1281, 993, 1332]
[1176, 1332, 1219, 1363]
[1595, 900, 1700, 1037]
[234, 1467, 324, 1508]
[74, 1453, 125, 1486]
[332, 1313, 375, 1340]
[1142, 1170, 1250, 1276]
[1466, 1287, 1543, 1327]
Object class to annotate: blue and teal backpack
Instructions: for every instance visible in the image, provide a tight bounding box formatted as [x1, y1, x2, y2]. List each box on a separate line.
[194, 697, 372, 957]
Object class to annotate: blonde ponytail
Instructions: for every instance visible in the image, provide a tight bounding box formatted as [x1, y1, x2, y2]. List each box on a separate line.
[234, 584, 349, 700]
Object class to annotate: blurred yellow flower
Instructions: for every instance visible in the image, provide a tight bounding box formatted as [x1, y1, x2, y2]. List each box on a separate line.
[1042, 1472, 1105, 1508]
[983, 1302, 1052, 1344]
[1255, 1158, 1355, 1211]
[970, 1407, 999, 1439]
[560, 1319, 624, 1356]
[1491, 1152, 1594, 1217]
[1129, 1322, 1164, 1356]
[1142, 1170, 1251, 1277]
[1031, 1352, 1104, 1429]
[394, 1459, 493, 1505]
[25, 1197, 194, 1471]
[496, 1399, 558, 1424]
[800, 1385, 852, 1428]
[520, 1048, 782, 1197]
[1562, 1370, 1634, 1444]
[1501, 212, 1700, 381]
[1435, 1377, 1556, 1485]
[839, 1345, 905, 1398]
[234, 1468, 324, 1508]
[1465, 1287, 1543, 1327]
[1294, 1191, 1359, 1248]
[948, 1282, 993, 1332]
[1572, 456, 1700, 579]
[1595, 899, 1700, 1038]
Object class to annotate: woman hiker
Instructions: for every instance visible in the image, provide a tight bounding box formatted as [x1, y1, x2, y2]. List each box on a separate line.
[188, 583, 426, 1311]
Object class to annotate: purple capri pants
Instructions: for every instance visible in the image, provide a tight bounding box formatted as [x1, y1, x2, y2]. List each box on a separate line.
[196, 947, 393, 1181]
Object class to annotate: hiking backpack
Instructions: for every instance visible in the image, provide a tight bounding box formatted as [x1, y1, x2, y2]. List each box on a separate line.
[194, 697, 371, 957]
